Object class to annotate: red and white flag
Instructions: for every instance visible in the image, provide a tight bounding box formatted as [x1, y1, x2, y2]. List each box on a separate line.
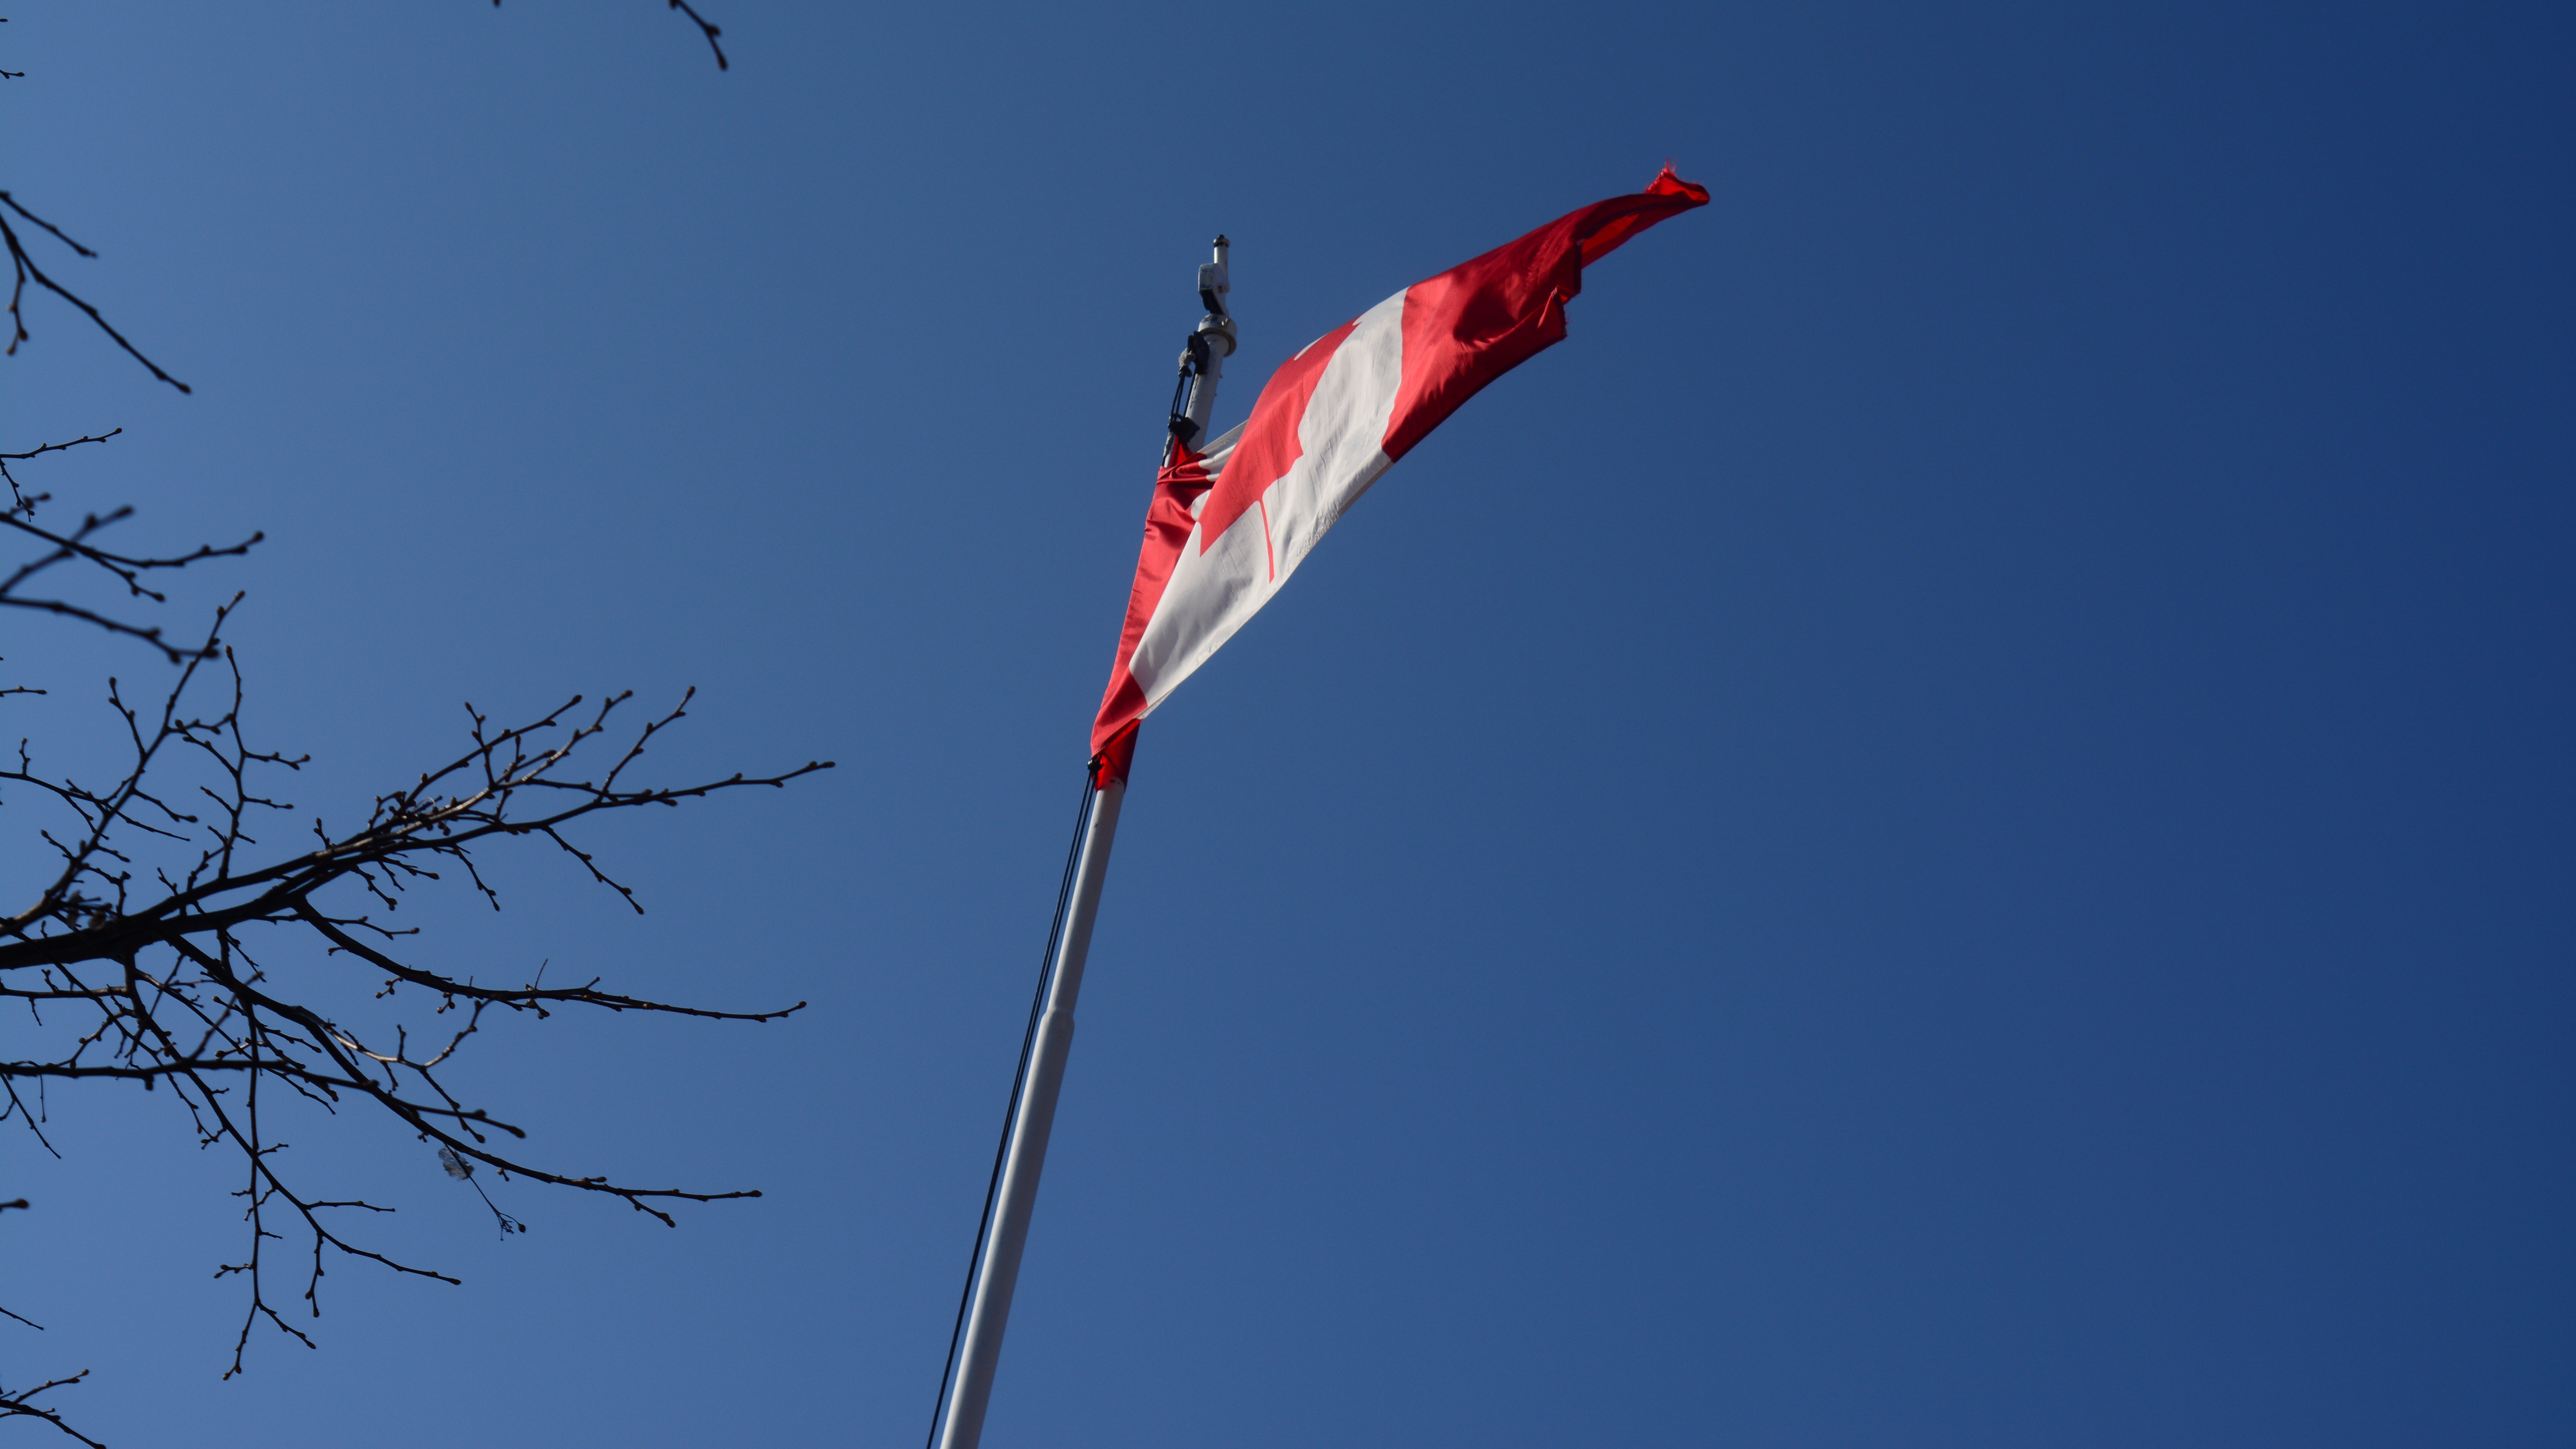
[1090, 168, 1710, 783]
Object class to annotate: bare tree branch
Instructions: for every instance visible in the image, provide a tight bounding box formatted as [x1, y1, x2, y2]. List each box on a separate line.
[1, 439, 830, 1382]
[0, 1370, 106, 1449]
[1, 9, 757, 1431]
[487, 1, 730, 71]
[1, 436, 264, 659]
[0, 429, 120, 508]
[0, 192, 189, 394]
[667, 0, 730, 70]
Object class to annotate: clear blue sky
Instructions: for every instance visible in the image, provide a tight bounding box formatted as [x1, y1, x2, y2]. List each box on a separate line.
[7, 3, 2570, 1445]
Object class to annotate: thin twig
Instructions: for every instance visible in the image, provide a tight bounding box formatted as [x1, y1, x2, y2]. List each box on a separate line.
[0, 193, 189, 393]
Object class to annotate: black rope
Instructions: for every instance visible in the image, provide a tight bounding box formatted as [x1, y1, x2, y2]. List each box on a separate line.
[924, 772, 1099, 1449]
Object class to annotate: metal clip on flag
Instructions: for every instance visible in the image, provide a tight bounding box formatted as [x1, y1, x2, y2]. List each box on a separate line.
[928, 171, 1707, 1449]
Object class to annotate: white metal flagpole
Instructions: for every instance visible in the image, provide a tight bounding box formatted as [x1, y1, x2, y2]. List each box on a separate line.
[929, 237, 1233, 1449]
[932, 777, 1122, 1449]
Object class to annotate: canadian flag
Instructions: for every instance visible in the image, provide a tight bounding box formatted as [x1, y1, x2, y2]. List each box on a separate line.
[1090, 168, 1710, 783]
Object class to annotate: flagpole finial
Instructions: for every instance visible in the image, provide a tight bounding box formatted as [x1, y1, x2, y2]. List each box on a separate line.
[1196, 241, 1232, 324]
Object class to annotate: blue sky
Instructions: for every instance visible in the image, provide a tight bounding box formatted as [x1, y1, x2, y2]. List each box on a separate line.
[5, 2, 2570, 1445]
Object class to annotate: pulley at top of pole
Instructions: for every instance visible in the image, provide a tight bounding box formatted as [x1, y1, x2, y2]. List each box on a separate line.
[1167, 234, 1236, 456]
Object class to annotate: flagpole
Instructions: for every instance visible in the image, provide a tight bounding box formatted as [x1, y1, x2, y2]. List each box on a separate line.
[930, 237, 1233, 1449]
[932, 776, 1121, 1449]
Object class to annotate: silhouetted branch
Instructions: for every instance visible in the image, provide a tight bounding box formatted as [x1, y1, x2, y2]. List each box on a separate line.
[0, 1370, 105, 1449]
[0, 192, 190, 394]
[668, 0, 729, 70]
[1, 446, 830, 1379]
[2, 7, 758, 1425]
[488, 0, 729, 71]
[0, 428, 120, 510]
[3, 656, 829, 1373]
[1, 445, 264, 659]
